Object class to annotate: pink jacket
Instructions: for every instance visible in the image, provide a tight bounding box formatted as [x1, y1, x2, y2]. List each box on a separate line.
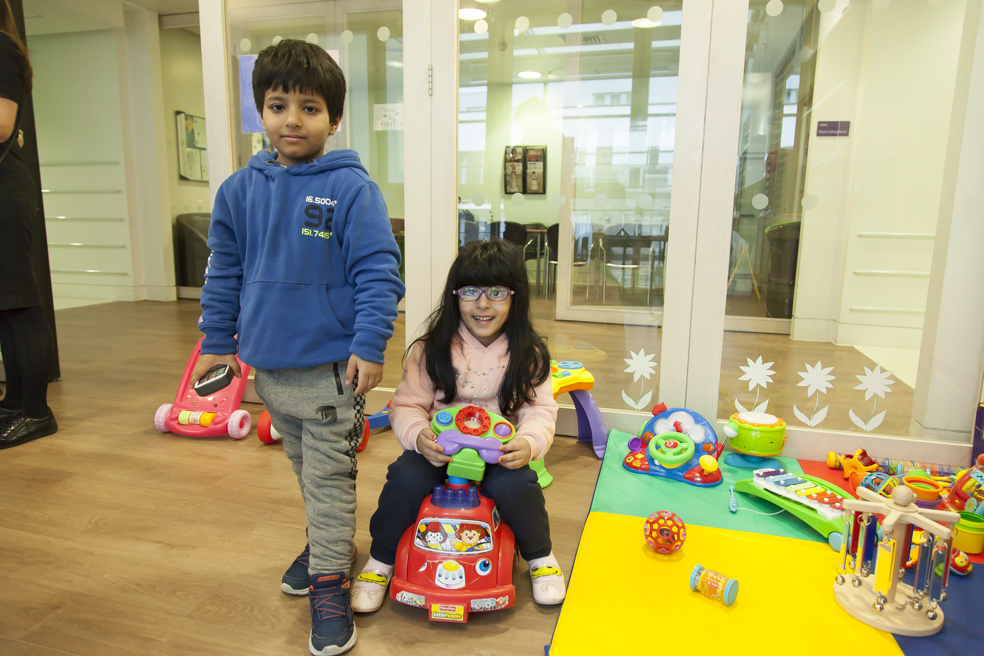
[389, 324, 557, 460]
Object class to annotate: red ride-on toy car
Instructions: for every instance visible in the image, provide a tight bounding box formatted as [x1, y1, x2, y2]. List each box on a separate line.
[256, 409, 370, 451]
[154, 337, 252, 439]
[389, 405, 518, 623]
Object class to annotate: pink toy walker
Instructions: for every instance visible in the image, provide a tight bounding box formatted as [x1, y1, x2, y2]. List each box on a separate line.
[154, 337, 252, 439]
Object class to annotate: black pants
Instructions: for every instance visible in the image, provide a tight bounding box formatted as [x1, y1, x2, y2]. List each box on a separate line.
[368, 450, 552, 564]
[0, 306, 53, 418]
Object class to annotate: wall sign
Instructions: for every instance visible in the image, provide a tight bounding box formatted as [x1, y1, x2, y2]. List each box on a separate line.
[176, 111, 208, 182]
[817, 121, 850, 137]
[503, 145, 546, 194]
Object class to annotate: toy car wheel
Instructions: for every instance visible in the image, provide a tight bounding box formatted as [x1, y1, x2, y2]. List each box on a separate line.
[228, 409, 251, 439]
[154, 404, 172, 432]
[257, 410, 279, 443]
[356, 418, 370, 452]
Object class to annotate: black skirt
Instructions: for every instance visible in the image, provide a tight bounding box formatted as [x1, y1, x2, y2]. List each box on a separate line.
[0, 153, 43, 310]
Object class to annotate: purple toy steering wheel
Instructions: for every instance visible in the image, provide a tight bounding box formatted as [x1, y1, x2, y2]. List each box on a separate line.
[435, 430, 506, 464]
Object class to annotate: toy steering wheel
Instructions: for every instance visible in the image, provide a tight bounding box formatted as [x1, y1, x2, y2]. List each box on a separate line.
[648, 431, 695, 469]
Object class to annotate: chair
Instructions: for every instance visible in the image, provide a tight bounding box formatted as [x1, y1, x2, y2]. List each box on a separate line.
[601, 224, 653, 305]
[545, 223, 597, 298]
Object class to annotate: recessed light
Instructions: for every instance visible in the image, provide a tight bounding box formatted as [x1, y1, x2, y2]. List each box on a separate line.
[459, 8, 487, 20]
[518, 70, 541, 79]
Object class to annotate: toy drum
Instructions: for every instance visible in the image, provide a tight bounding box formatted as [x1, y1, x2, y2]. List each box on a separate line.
[723, 412, 786, 458]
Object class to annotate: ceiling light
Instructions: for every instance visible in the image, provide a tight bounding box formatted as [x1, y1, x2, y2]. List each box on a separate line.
[632, 18, 660, 28]
[517, 70, 541, 79]
[459, 8, 487, 20]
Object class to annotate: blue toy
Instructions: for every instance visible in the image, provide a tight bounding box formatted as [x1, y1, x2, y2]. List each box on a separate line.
[620, 403, 725, 487]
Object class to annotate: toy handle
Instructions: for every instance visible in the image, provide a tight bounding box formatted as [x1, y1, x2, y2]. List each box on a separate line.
[436, 430, 504, 464]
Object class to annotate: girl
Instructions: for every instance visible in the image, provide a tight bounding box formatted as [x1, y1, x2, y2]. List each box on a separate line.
[352, 240, 565, 612]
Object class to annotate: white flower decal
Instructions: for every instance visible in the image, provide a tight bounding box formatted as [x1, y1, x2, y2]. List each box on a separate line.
[735, 356, 774, 413]
[854, 365, 895, 400]
[793, 361, 835, 427]
[738, 356, 775, 391]
[849, 365, 895, 432]
[621, 349, 657, 411]
[623, 349, 658, 382]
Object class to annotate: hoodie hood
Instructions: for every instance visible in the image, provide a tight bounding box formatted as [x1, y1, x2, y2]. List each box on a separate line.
[249, 148, 368, 177]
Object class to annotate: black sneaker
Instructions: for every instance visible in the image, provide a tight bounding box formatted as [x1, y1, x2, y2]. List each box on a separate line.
[0, 410, 57, 450]
[282, 542, 311, 595]
[308, 572, 357, 656]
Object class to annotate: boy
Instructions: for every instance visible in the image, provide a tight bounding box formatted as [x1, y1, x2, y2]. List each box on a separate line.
[193, 39, 404, 656]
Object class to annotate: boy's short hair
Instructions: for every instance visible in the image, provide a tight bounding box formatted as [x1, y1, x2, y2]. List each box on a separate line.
[252, 39, 346, 122]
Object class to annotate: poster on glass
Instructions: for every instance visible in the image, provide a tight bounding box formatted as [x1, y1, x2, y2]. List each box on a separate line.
[176, 111, 208, 182]
[525, 146, 546, 194]
[504, 146, 525, 194]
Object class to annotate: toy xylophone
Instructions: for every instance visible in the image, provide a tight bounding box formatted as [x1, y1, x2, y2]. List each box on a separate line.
[733, 468, 854, 550]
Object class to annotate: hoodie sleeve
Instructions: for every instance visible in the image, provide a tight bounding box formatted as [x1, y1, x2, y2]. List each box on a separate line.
[389, 342, 437, 452]
[199, 182, 243, 355]
[512, 376, 558, 461]
[338, 180, 406, 363]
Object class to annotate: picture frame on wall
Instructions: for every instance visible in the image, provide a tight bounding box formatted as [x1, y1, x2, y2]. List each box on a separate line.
[525, 146, 546, 194]
[176, 111, 209, 182]
[504, 146, 525, 194]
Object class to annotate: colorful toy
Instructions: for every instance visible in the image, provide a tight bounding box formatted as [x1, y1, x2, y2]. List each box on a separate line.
[827, 448, 963, 481]
[643, 510, 687, 554]
[621, 404, 723, 487]
[690, 565, 738, 606]
[154, 336, 252, 439]
[721, 411, 786, 470]
[951, 511, 984, 554]
[834, 485, 960, 636]
[902, 475, 946, 508]
[906, 529, 974, 574]
[390, 405, 518, 623]
[549, 360, 608, 459]
[858, 471, 898, 498]
[255, 409, 370, 451]
[938, 463, 984, 515]
[733, 468, 852, 550]
[366, 401, 392, 430]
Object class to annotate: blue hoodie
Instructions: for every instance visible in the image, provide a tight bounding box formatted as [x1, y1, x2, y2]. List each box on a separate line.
[199, 149, 405, 370]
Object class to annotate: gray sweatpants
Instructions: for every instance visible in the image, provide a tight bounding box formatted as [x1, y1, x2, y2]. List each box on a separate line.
[254, 362, 365, 575]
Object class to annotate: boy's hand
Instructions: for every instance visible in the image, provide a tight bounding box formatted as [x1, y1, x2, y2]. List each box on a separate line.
[190, 352, 241, 385]
[416, 428, 451, 467]
[346, 354, 382, 395]
[498, 438, 532, 469]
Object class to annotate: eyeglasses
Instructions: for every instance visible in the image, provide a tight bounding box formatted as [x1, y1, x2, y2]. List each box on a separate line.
[453, 286, 514, 302]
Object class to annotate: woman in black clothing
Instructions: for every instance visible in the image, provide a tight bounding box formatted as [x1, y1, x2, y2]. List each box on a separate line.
[0, 0, 57, 448]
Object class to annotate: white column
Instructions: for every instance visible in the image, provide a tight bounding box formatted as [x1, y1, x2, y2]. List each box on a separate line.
[912, 2, 984, 446]
[199, 0, 235, 201]
[682, 0, 749, 420]
[403, 0, 458, 344]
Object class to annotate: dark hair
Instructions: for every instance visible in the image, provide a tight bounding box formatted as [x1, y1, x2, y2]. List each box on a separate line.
[0, 0, 32, 94]
[411, 241, 551, 417]
[252, 39, 345, 122]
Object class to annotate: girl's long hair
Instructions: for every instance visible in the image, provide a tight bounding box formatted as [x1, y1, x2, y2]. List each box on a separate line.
[0, 0, 32, 94]
[411, 240, 551, 417]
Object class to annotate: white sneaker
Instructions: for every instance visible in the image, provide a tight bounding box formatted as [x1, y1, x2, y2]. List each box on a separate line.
[528, 553, 566, 605]
[350, 560, 393, 613]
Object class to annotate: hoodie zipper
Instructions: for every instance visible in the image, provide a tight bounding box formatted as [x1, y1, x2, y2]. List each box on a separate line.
[333, 363, 344, 395]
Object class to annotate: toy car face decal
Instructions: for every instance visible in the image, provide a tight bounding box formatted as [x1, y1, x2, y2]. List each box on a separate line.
[415, 518, 492, 554]
[475, 558, 492, 576]
[435, 560, 467, 589]
[396, 591, 425, 608]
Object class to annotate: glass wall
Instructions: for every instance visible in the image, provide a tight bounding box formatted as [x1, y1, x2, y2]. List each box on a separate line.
[717, 0, 974, 438]
[456, 1, 685, 413]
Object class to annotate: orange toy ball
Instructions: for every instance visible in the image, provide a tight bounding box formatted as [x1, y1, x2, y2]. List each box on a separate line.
[643, 510, 687, 554]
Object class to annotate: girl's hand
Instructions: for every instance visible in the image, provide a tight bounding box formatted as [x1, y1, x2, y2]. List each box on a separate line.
[416, 428, 451, 467]
[498, 438, 532, 469]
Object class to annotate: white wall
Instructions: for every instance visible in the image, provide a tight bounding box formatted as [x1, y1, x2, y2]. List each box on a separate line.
[159, 28, 210, 220]
[792, 0, 967, 348]
[32, 29, 136, 301]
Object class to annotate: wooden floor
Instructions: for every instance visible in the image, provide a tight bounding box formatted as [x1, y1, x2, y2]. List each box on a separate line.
[0, 300, 601, 656]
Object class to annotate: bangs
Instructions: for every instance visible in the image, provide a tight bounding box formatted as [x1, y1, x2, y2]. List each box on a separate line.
[451, 242, 527, 291]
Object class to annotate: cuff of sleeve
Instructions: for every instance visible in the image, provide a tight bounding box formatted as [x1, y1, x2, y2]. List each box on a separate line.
[407, 424, 426, 453]
[350, 329, 388, 364]
[201, 332, 237, 355]
[517, 434, 543, 461]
